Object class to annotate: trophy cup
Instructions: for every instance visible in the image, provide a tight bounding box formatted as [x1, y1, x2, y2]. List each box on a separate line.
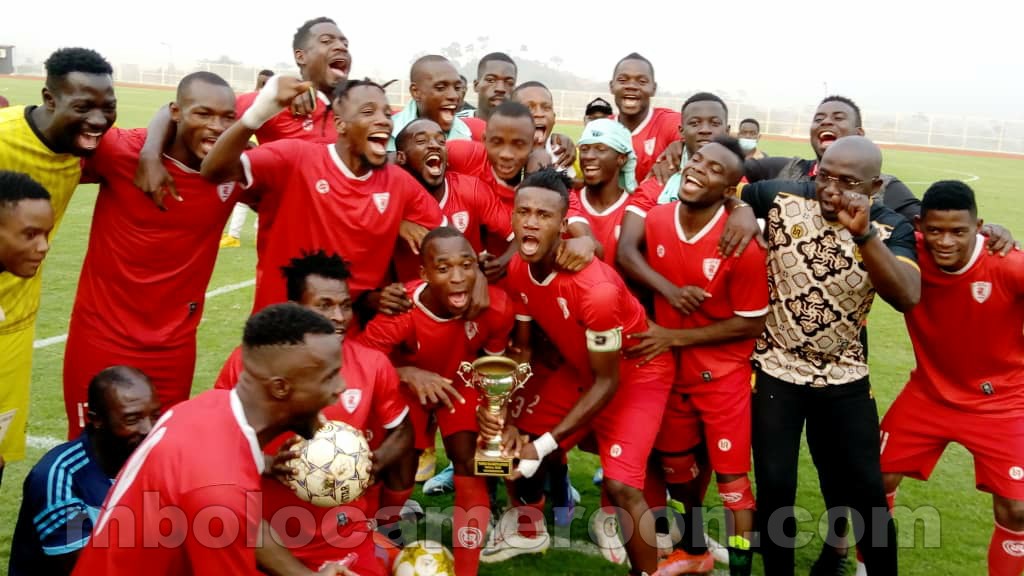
[457, 356, 533, 476]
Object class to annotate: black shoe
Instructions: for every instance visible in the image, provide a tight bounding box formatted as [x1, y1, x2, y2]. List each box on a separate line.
[809, 549, 852, 576]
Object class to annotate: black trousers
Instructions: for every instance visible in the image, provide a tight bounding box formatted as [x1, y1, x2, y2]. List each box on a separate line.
[752, 371, 897, 575]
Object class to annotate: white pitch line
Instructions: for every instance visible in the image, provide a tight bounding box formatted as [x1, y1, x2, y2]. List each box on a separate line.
[32, 279, 255, 350]
[904, 169, 981, 185]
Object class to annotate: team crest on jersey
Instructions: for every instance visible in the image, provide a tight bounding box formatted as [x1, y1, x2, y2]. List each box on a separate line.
[302, 117, 314, 131]
[1010, 466, 1024, 481]
[644, 138, 656, 156]
[341, 389, 362, 414]
[557, 297, 570, 319]
[315, 179, 330, 195]
[458, 526, 483, 549]
[451, 211, 470, 233]
[972, 281, 992, 303]
[372, 192, 390, 214]
[656, 245, 666, 258]
[1005, 541, 1024, 557]
[703, 258, 721, 281]
[217, 182, 236, 202]
[464, 321, 479, 340]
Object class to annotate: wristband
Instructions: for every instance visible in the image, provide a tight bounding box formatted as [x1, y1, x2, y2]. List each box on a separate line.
[852, 223, 878, 246]
[240, 75, 289, 130]
[534, 432, 558, 460]
[517, 459, 541, 478]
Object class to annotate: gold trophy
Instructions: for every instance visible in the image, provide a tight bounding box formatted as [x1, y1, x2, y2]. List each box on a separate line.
[457, 356, 533, 476]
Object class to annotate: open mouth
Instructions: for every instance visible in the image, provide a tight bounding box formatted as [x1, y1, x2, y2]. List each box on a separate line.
[77, 129, 103, 151]
[448, 291, 469, 309]
[438, 105, 457, 126]
[817, 130, 837, 147]
[620, 94, 641, 109]
[198, 136, 218, 156]
[327, 57, 350, 81]
[424, 152, 443, 177]
[581, 163, 602, 178]
[367, 131, 389, 156]
[520, 235, 541, 257]
[533, 125, 547, 145]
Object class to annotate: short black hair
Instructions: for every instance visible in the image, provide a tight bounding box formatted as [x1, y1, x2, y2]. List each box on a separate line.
[421, 226, 472, 260]
[512, 81, 551, 98]
[44, 47, 113, 90]
[410, 54, 452, 82]
[819, 95, 862, 128]
[739, 118, 760, 132]
[682, 92, 728, 121]
[0, 170, 50, 210]
[921, 180, 978, 218]
[176, 71, 231, 102]
[332, 77, 394, 106]
[517, 167, 572, 213]
[394, 118, 443, 152]
[87, 366, 150, 422]
[293, 17, 337, 51]
[281, 250, 352, 302]
[712, 135, 746, 166]
[477, 52, 517, 77]
[243, 302, 337, 349]
[258, 69, 275, 78]
[613, 52, 655, 80]
[491, 100, 532, 122]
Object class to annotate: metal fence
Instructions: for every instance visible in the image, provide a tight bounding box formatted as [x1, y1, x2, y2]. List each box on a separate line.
[11, 61, 1024, 155]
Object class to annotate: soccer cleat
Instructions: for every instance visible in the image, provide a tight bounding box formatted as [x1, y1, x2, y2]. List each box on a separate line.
[854, 560, 867, 576]
[809, 549, 852, 576]
[657, 549, 714, 575]
[423, 462, 454, 495]
[480, 511, 550, 563]
[400, 498, 424, 521]
[590, 508, 630, 565]
[706, 533, 730, 565]
[415, 448, 437, 482]
[219, 234, 241, 248]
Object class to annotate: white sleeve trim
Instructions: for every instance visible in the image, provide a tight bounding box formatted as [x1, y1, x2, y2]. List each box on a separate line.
[567, 216, 589, 226]
[483, 348, 507, 356]
[586, 327, 623, 352]
[240, 153, 255, 190]
[735, 306, 770, 318]
[625, 205, 648, 219]
[382, 406, 410, 430]
[515, 314, 533, 322]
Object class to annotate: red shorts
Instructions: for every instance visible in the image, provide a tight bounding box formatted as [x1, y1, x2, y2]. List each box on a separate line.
[63, 323, 195, 439]
[513, 355, 673, 490]
[403, 383, 480, 451]
[880, 385, 1024, 500]
[655, 366, 752, 475]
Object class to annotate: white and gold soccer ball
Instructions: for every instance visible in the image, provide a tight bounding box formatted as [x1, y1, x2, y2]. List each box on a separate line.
[392, 540, 455, 576]
[285, 420, 372, 507]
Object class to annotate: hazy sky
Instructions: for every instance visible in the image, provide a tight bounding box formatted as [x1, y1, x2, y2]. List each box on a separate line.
[2, 0, 1020, 118]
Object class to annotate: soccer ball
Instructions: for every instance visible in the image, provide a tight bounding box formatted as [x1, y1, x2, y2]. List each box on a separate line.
[284, 420, 372, 507]
[392, 540, 455, 576]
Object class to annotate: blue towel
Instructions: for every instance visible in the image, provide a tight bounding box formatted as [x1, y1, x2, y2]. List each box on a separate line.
[577, 119, 638, 193]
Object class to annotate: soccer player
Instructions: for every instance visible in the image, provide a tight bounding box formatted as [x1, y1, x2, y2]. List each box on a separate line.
[200, 76, 443, 314]
[0, 171, 52, 280]
[256, 68, 275, 90]
[457, 74, 474, 114]
[573, 118, 637, 266]
[624, 136, 768, 576]
[62, 71, 243, 439]
[359, 227, 514, 576]
[388, 55, 472, 152]
[393, 118, 511, 280]
[72, 303, 350, 576]
[485, 168, 673, 576]
[460, 52, 518, 140]
[584, 97, 615, 124]
[512, 81, 576, 179]
[215, 251, 412, 576]
[0, 47, 116, 467]
[738, 136, 917, 576]
[609, 52, 681, 182]
[878, 180, 1024, 576]
[10, 366, 159, 576]
[737, 118, 765, 160]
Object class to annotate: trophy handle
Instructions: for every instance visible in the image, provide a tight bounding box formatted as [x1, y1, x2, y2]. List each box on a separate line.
[457, 361, 475, 387]
[515, 363, 533, 389]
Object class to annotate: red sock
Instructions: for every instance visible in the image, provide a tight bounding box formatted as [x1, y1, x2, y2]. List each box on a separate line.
[989, 522, 1024, 576]
[453, 476, 490, 576]
[377, 486, 414, 526]
[517, 496, 546, 538]
[644, 468, 667, 513]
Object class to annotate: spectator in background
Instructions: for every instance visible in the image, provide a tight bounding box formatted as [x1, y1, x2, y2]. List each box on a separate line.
[584, 97, 614, 124]
[255, 69, 274, 90]
[221, 69, 274, 248]
[738, 117, 766, 159]
[457, 74, 475, 114]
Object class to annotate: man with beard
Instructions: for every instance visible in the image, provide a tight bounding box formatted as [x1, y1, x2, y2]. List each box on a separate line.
[10, 367, 160, 576]
[62, 72, 243, 439]
[0, 47, 116, 470]
[459, 52, 518, 141]
[609, 52, 680, 182]
[388, 55, 473, 152]
[72, 304, 351, 575]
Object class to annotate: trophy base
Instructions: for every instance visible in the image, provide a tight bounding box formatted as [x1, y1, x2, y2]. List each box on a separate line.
[474, 455, 514, 477]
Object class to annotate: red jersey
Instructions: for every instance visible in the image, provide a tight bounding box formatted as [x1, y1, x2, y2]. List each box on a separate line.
[392, 172, 512, 282]
[626, 177, 671, 217]
[214, 339, 408, 449]
[239, 140, 443, 309]
[628, 107, 681, 183]
[358, 282, 514, 378]
[463, 116, 486, 141]
[505, 256, 648, 381]
[573, 187, 632, 267]
[236, 90, 336, 144]
[73, 128, 242, 348]
[644, 203, 769, 382]
[906, 237, 1024, 414]
[73, 390, 263, 576]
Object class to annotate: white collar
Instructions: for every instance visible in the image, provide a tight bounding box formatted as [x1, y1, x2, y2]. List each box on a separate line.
[412, 282, 457, 323]
[674, 204, 727, 244]
[229, 389, 266, 474]
[528, 264, 557, 286]
[328, 144, 372, 182]
[438, 179, 450, 210]
[629, 107, 654, 136]
[162, 153, 199, 174]
[941, 234, 985, 275]
[581, 187, 629, 217]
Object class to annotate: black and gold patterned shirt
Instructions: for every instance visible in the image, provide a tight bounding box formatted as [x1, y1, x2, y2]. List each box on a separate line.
[742, 180, 918, 386]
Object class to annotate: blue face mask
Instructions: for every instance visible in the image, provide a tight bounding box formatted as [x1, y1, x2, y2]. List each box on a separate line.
[739, 138, 758, 153]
